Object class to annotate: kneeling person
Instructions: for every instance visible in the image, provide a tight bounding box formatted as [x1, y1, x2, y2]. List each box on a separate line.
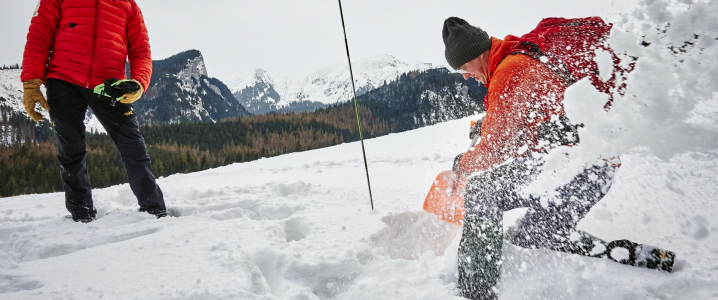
[440, 17, 675, 300]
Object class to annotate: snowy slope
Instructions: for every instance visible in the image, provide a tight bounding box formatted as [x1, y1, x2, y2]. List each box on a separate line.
[0, 68, 105, 135]
[1, 115, 716, 300]
[0, 69, 25, 115]
[228, 55, 437, 114]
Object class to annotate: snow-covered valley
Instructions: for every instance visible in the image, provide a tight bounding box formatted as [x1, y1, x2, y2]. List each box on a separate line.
[1, 116, 716, 300]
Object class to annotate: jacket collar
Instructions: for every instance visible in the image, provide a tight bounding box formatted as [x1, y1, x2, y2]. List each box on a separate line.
[486, 35, 521, 84]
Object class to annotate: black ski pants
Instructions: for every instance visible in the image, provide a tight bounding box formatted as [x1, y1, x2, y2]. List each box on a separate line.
[46, 79, 165, 219]
[458, 155, 616, 300]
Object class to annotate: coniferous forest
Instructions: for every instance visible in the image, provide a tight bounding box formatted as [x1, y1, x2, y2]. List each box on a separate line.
[0, 69, 485, 197]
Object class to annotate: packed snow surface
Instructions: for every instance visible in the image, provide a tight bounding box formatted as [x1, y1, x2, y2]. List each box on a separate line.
[1, 115, 717, 299]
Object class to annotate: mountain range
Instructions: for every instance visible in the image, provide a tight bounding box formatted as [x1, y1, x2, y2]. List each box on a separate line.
[132, 50, 250, 125]
[227, 55, 437, 115]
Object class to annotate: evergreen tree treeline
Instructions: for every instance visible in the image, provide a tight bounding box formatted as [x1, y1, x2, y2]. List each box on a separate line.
[0, 64, 21, 70]
[0, 105, 387, 197]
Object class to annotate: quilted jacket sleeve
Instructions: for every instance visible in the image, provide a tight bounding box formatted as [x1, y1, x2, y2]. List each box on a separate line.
[21, 0, 61, 82]
[126, 0, 152, 91]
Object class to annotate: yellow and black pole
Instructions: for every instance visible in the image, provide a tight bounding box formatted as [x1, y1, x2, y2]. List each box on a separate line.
[337, 0, 374, 210]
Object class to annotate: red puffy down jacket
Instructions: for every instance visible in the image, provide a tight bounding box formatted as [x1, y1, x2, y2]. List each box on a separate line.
[21, 0, 152, 91]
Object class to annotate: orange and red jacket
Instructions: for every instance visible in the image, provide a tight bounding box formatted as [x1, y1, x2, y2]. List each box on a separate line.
[21, 0, 152, 91]
[458, 36, 569, 174]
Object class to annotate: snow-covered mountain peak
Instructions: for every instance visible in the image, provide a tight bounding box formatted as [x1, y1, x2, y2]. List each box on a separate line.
[228, 54, 441, 114]
[354, 54, 409, 72]
[224, 69, 275, 94]
[175, 52, 209, 93]
[136, 49, 249, 124]
[253, 68, 274, 86]
[305, 54, 431, 85]
[292, 54, 436, 106]
[191, 56, 208, 78]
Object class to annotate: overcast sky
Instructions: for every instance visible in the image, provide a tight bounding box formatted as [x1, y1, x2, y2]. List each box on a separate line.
[0, 0, 639, 81]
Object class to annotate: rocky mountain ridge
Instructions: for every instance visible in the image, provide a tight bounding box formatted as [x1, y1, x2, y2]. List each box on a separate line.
[229, 55, 438, 115]
[133, 50, 250, 125]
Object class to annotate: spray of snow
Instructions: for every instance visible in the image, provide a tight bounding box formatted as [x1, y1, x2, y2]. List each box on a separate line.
[527, 0, 718, 196]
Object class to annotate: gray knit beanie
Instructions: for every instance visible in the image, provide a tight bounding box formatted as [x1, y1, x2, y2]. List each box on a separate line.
[443, 17, 492, 70]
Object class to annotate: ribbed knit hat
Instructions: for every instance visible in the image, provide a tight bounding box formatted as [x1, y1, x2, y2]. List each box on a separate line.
[443, 17, 492, 70]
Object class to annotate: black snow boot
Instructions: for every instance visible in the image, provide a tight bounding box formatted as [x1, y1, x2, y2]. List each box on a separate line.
[74, 217, 95, 223]
[66, 207, 97, 223]
[68, 207, 97, 223]
[458, 216, 502, 300]
[139, 207, 168, 219]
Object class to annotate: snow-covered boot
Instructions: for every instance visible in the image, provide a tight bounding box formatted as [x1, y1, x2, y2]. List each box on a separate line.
[458, 216, 502, 300]
[605, 240, 676, 272]
[139, 207, 168, 219]
[67, 207, 97, 223]
[66, 215, 95, 223]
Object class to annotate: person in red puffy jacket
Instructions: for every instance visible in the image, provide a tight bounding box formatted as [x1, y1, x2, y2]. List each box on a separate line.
[21, 0, 166, 222]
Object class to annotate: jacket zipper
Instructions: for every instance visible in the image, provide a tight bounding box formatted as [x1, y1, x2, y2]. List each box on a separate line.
[86, 0, 99, 88]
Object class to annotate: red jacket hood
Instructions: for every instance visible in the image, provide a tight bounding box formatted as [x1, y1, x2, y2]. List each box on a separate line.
[487, 36, 521, 84]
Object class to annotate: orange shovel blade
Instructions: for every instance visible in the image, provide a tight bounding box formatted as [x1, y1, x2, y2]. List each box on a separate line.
[423, 171, 466, 226]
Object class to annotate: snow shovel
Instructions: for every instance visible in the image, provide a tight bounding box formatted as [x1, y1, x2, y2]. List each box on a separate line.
[423, 170, 467, 226]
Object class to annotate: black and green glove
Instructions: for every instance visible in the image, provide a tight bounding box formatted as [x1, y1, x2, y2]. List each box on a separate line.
[93, 78, 143, 104]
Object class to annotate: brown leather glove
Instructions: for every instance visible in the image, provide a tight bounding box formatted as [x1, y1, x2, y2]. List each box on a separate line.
[22, 79, 50, 122]
[119, 79, 144, 104]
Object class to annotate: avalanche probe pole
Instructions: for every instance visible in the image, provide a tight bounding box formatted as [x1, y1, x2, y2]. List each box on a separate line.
[337, 0, 374, 210]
